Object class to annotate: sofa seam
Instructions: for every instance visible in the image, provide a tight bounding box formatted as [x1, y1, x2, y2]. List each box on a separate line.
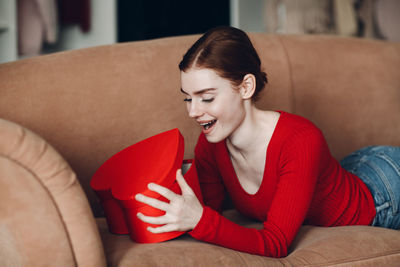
[275, 35, 296, 113]
[0, 153, 78, 266]
[302, 249, 400, 267]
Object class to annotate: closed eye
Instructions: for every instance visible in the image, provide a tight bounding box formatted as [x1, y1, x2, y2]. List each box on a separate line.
[202, 98, 214, 103]
[184, 97, 214, 103]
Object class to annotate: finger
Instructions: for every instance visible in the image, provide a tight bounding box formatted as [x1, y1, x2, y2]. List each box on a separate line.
[147, 182, 178, 201]
[135, 193, 170, 211]
[176, 169, 194, 194]
[136, 213, 171, 225]
[147, 224, 177, 234]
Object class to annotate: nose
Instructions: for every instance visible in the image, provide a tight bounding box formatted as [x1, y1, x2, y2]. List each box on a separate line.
[188, 102, 203, 118]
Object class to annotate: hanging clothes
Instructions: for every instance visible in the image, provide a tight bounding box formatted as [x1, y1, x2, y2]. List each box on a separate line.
[57, 0, 91, 33]
[333, 0, 358, 36]
[18, 0, 58, 57]
[264, 0, 334, 34]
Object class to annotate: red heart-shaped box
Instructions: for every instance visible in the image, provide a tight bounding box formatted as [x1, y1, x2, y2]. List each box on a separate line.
[90, 128, 203, 243]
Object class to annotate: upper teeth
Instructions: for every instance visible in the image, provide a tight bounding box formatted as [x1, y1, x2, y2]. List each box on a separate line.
[200, 121, 214, 126]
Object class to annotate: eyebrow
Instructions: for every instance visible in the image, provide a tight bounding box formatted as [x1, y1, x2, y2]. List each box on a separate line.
[180, 88, 216, 95]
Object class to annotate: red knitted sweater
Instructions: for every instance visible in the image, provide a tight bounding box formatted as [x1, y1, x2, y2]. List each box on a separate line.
[189, 111, 376, 257]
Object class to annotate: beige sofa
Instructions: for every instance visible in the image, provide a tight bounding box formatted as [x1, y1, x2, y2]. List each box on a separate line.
[0, 33, 399, 266]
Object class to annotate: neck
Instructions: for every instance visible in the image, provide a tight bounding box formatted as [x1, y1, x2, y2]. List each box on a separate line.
[226, 101, 268, 154]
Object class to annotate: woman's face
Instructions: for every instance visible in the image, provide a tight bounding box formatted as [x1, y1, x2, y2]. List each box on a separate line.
[180, 68, 246, 143]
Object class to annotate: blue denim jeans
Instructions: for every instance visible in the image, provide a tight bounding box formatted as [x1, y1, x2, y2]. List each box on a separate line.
[340, 146, 400, 229]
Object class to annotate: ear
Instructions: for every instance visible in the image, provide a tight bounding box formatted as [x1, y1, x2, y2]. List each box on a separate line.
[239, 74, 256, 100]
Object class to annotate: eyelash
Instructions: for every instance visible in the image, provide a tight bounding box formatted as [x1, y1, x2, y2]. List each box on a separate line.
[184, 98, 214, 103]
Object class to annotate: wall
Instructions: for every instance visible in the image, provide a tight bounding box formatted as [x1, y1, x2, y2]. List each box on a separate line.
[0, 0, 17, 63]
[230, 0, 266, 32]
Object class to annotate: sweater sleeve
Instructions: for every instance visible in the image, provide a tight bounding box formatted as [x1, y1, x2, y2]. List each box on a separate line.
[190, 127, 327, 258]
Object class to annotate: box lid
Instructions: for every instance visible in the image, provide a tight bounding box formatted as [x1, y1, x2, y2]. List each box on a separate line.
[91, 128, 184, 204]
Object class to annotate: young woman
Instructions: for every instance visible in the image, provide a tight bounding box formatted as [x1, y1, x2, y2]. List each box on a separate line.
[135, 26, 400, 257]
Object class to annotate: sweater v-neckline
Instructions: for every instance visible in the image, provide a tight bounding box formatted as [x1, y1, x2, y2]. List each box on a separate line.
[222, 111, 284, 197]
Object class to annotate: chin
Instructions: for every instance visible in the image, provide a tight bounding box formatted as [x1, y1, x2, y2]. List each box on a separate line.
[204, 135, 222, 143]
[203, 130, 228, 144]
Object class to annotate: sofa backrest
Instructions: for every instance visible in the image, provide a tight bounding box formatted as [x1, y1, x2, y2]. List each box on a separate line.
[0, 34, 399, 216]
[266, 35, 400, 160]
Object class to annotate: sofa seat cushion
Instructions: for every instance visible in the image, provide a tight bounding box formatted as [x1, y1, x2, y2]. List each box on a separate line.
[97, 210, 400, 266]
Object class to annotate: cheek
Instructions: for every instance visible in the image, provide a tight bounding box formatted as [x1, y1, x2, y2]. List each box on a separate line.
[222, 98, 245, 122]
[212, 104, 234, 122]
[208, 101, 225, 117]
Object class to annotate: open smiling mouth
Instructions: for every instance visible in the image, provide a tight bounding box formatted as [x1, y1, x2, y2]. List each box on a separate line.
[200, 120, 217, 130]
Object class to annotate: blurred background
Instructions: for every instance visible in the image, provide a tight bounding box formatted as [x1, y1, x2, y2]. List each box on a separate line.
[0, 0, 399, 63]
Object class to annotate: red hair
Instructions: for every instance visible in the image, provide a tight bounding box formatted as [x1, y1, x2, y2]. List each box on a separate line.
[179, 26, 267, 101]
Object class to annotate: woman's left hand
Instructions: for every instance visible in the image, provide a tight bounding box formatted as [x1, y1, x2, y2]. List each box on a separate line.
[135, 169, 203, 233]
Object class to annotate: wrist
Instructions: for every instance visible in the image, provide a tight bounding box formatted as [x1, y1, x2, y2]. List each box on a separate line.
[193, 205, 204, 229]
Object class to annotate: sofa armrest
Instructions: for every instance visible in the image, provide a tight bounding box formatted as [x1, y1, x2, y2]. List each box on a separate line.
[0, 118, 106, 267]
